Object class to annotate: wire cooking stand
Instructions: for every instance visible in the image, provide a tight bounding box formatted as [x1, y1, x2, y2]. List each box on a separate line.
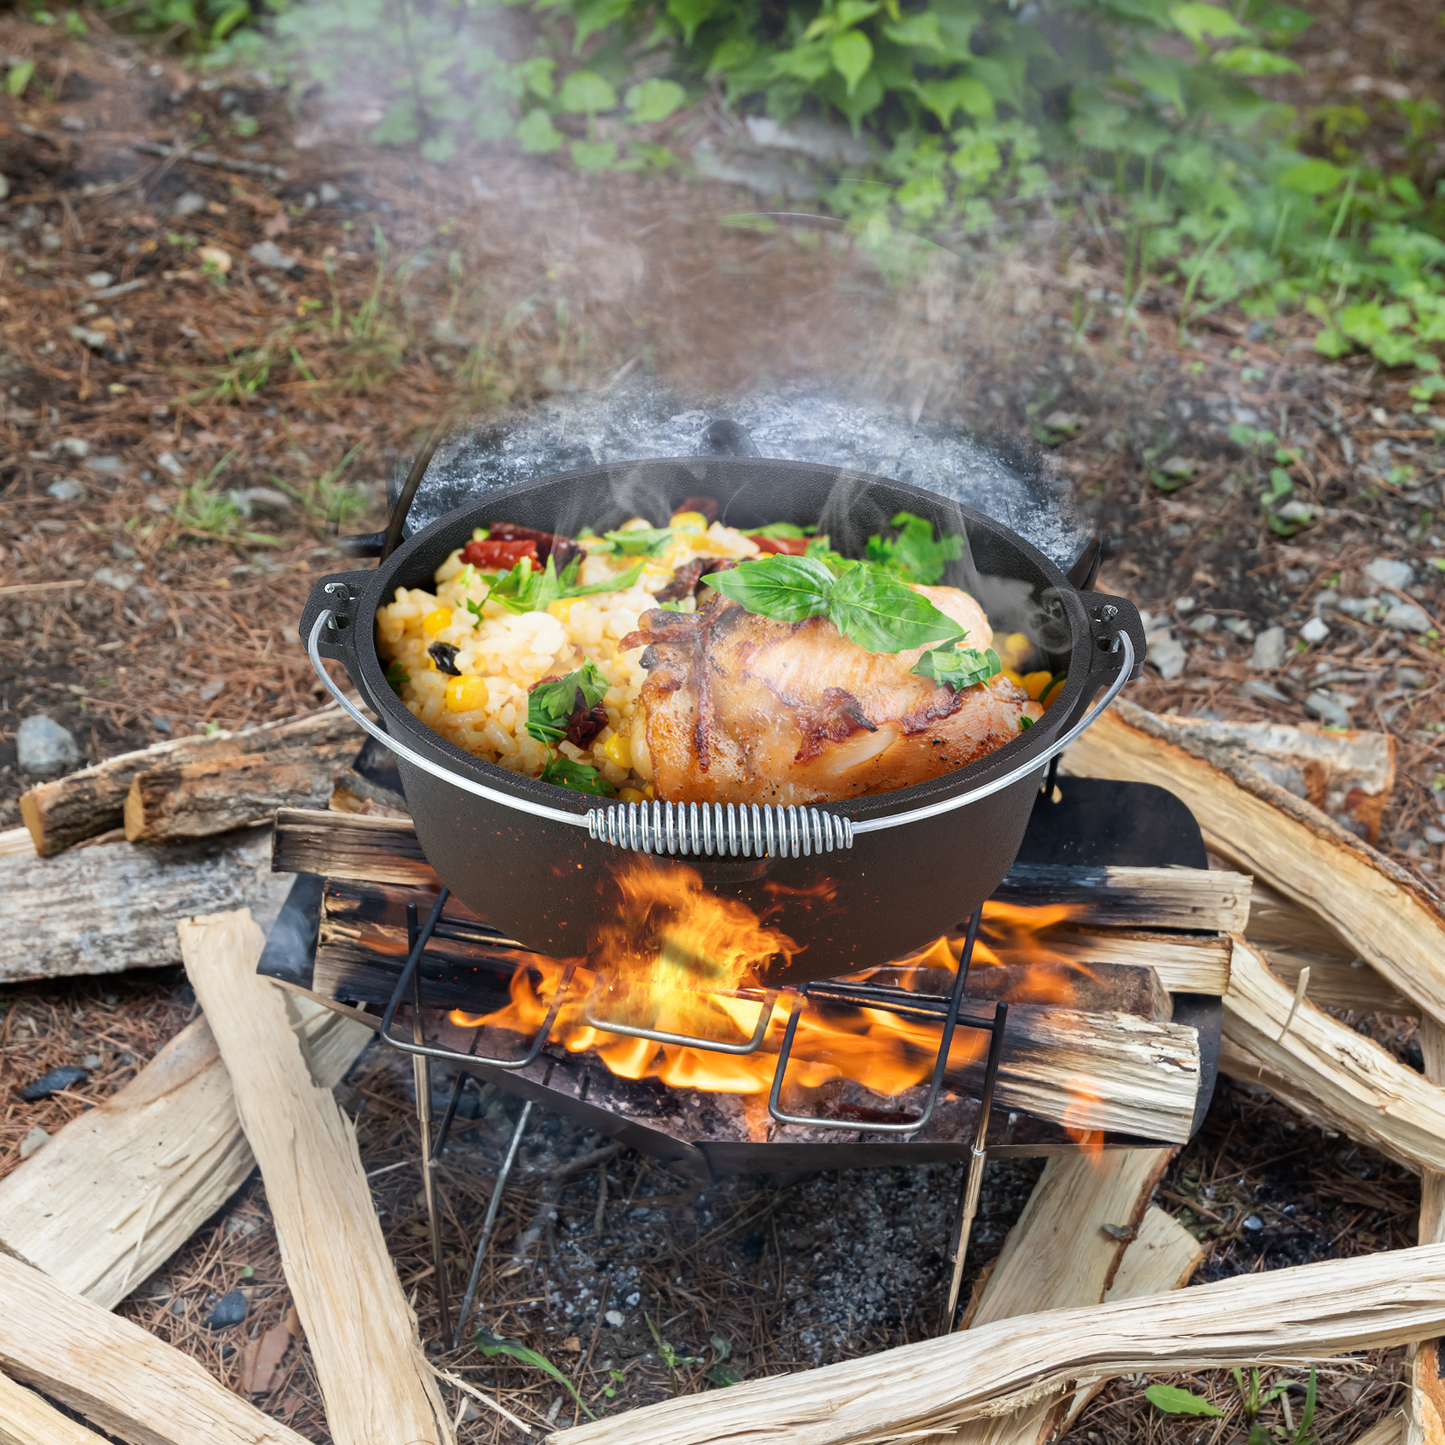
[376, 895, 1008, 1346]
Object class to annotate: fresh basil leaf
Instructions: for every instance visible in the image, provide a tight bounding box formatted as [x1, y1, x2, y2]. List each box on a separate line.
[527, 659, 609, 744]
[911, 644, 1001, 689]
[804, 535, 849, 572]
[703, 554, 835, 622]
[464, 596, 485, 629]
[538, 756, 618, 795]
[827, 561, 968, 653]
[384, 660, 409, 696]
[1019, 715, 1034, 730]
[745, 521, 810, 539]
[865, 511, 966, 586]
[604, 526, 674, 555]
[564, 558, 646, 597]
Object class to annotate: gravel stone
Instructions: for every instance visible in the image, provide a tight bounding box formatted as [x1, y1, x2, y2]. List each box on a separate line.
[1305, 691, 1352, 728]
[1146, 632, 1187, 680]
[1300, 617, 1330, 644]
[1365, 557, 1415, 591]
[248, 240, 299, 271]
[205, 1289, 250, 1329]
[173, 191, 206, 217]
[1383, 601, 1432, 633]
[19, 1128, 52, 1160]
[19, 1065, 89, 1100]
[17, 715, 81, 778]
[1250, 626, 1287, 670]
[47, 478, 84, 501]
[92, 566, 136, 593]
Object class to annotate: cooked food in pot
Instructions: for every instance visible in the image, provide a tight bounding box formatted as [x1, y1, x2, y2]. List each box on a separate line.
[375, 507, 1061, 803]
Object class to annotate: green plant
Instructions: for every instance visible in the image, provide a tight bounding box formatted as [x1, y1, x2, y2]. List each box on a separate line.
[644, 1313, 702, 1396]
[474, 1328, 597, 1421]
[172, 449, 285, 545]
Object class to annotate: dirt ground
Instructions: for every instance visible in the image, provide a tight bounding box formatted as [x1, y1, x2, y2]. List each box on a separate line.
[2, 1, 1444, 1441]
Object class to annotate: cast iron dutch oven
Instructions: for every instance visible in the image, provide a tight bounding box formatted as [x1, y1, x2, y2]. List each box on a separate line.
[300, 457, 1145, 985]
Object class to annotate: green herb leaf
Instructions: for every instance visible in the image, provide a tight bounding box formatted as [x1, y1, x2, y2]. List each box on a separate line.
[911, 645, 1000, 689]
[465, 597, 485, 629]
[564, 559, 647, 596]
[526, 660, 609, 745]
[384, 660, 409, 696]
[865, 511, 965, 586]
[745, 522, 811, 539]
[1019, 715, 1034, 730]
[706, 1362, 742, 1387]
[705, 555, 966, 654]
[474, 1329, 597, 1420]
[826, 561, 968, 652]
[539, 757, 618, 795]
[603, 526, 675, 556]
[704, 554, 836, 622]
[1144, 1385, 1226, 1418]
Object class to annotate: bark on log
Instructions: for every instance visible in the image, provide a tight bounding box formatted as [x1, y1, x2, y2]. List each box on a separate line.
[179, 910, 452, 1445]
[1221, 939, 1445, 1175]
[548, 1242, 1445, 1445]
[123, 743, 356, 843]
[0, 1251, 311, 1445]
[0, 1368, 111, 1445]
[923, 1148, 1178, 1445]
[0, 827, 293, 984]
[0, 1002, 371, 1309]
[1063, 699, 1445, 1028]
[329, 768, 410, 818]
[1409, 1017, 1445, 1445]
[19, 706, 358, 856]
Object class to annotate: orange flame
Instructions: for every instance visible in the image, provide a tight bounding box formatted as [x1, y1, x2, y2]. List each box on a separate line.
[451, 859, 1099, 1114]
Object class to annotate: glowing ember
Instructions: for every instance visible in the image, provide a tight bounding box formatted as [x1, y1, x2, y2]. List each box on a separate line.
[451, 859, 1087, 1103]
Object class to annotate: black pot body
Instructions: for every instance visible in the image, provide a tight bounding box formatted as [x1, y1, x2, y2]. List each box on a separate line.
[303, 457, 1144, 984]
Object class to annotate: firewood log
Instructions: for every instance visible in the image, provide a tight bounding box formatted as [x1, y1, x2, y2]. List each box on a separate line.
[123, 742, 356, 843]
[18, 705, 357, 856]
[0, 1002, 371, 1309]
[1410, 1018, 1445, 1445]
[178, 909, 452, 1445]
[1220, 940, 1445, 1175]
[0, 1367, 110, 1445]
[0, 827, 292, 984]
[329, 767, 410, 818]
[0, 1251, 311, 1445]
[547, 1241, 1445, 1445]
[1063, 699, 1445, 1029]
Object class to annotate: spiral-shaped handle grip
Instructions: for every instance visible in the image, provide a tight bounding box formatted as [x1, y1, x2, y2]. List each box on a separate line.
[586, 800, 853, 857]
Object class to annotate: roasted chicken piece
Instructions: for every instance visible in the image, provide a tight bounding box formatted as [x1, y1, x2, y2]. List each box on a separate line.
[622, 586, 1043, 805]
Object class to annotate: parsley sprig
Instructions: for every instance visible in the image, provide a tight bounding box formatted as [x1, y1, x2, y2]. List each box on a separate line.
[463, 553, 646, 625]
[702, 555, 966, 654]
[526, 660, 609, 745]
[865, 511, 965, 586]
[539, 757, 617, 795]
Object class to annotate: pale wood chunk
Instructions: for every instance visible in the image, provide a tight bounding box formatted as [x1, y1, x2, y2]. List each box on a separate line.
[329, 768, 410, 818]
[548, 1241, 1445, 1445]
[0, 826, 292, 984]
[20, 705, 358, 856]
[0, 1367, 110, 1445]
[179, 909, 451, 1445]
[1063, 699, 1445, 1029]
[1265, 949, 1413, 1016]
[992, 863, 1250, 933]
[124, 743, 355, 843]
[1222, 939, 1445, 1175]
[1036, 925, 1231, 996]
[1409, 1017, 1445, 1445]
[0, 1251, 311, 1445]
[0, 1002, 371, 1309]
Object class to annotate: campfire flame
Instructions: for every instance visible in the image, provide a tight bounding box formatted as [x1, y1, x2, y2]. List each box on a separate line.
[451, 859, 1091, 1107]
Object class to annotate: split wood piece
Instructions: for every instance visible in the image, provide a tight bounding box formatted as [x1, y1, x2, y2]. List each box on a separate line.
[923, 1149, 1181, 1445]
[1221, 939, 1445, 1175]
[317, 876, 1173, 1021]
[330, 767, 410, 818]
[992, 863, 1250, 933]
[0, 998, 371, 1309]
[179, 909, 452, 1445]
[548, 1241, 1445, 1445]
[20, 705, 357, 856]
[1147, 715, 1396, 844]
[0, 825, 293, 984]
[0, 825, 35, 858]
[124, 741, 356, 843]
[274, 807, 1251, 933]
[0, 1251, 311, 1445]
[0, 1367, 111, 1445]
[1409, 1017, 1445, 1445]
[1034, 925, 1230, 996]
[1062, 699, 1445, 1028]
[1360, 1421, 1408, 1445]
[1244, 878, 1355, 960]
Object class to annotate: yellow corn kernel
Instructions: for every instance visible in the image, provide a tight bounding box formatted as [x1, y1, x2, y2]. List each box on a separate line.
[422, 607, 453, 637]
[1021, 670, 1053, 701]
[547, 598, 580, 623]
[603, 732, 632, 769]
[1000, 667, 1025, 689]
[618, 787, 646, 804]
[445, 675, 489, 713]
[644, 783, 655, 800]
[670, 510, 707, 533]
[999, 631, 1032, 669]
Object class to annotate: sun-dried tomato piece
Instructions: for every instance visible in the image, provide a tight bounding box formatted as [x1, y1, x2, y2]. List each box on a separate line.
[461, 538, 538, 569]
[485, 523, 586, 570]
[753, 535, 809, 555]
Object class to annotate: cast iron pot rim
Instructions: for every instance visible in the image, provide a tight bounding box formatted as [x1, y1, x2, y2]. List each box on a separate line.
[324, 456, 1117, 825]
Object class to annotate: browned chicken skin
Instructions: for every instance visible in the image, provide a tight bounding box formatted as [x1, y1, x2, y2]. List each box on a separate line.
[622, 585, 1043, 806]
